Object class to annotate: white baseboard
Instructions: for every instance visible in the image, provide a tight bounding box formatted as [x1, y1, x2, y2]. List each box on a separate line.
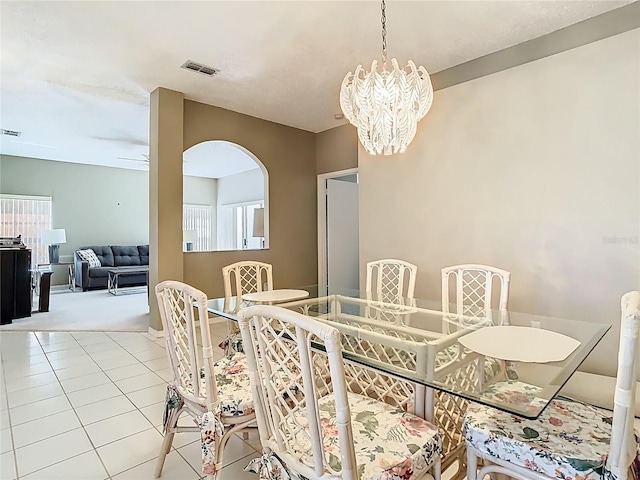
[147, 326, 165, 338]
[149, 318, 224, 337]
[51, 285, 71, 292]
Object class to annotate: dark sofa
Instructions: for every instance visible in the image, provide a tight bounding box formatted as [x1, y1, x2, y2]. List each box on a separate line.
[74, 245, 149, 291]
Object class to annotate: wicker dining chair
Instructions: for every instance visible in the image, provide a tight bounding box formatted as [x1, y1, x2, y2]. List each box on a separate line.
[238, 304, 443, 480]
[464, 291, 640, 480]
[366, 258, 417, 301]
[441, 263, 510, 323]
[154, 280, 256, 480]
[220, 261, 273, 354]
[365, 259, 417, 324]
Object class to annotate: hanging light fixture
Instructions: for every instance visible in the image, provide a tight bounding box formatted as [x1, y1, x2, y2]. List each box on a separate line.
[340, 0, 433, 156]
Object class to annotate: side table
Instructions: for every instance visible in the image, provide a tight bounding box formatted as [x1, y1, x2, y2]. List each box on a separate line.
[37, 262, 75, 291]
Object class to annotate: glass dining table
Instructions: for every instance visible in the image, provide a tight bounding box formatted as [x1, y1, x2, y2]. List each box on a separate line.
[207, 286, 610, 474]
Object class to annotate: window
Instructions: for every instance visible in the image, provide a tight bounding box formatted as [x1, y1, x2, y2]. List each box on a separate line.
[217, 202, 263, 250]
[183, 204, 212, 252]
[0, 194, 52, 265]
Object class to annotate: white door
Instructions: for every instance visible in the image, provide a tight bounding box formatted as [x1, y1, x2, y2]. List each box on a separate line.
[326, 175, 359, 294]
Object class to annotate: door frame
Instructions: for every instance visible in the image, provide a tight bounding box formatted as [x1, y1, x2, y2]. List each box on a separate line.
[317, 167, 359, 296]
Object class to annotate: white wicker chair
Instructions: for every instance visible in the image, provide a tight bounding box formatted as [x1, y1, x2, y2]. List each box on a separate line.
[366, 258, 417, 301]
[436, 264, 512, 471]
[441, 264, 510, 324]
[220, 261, 273, 354]
[464, 291, 640, 480]
[154, 280, 256, 480]
[365, 259, 417, 324]
[238, 304, 443, 480]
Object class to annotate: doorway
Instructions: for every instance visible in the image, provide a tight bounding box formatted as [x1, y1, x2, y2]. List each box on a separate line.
[317, 168, 359, 296]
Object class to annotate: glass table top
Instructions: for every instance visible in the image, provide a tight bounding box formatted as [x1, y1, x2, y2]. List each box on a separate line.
[207, 286, 610, 419]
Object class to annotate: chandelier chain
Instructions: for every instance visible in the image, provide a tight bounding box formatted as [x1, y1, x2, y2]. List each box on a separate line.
[381, 0, 387, 67]
[339, 0, 433, 155]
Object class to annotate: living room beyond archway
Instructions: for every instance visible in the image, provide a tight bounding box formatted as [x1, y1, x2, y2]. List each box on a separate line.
[182, 141, 269, 252]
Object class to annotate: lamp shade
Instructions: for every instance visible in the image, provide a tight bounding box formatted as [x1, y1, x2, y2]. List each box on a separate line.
[183, 230, 197, 243]
[252, 208, 264, 237]
[41, 229, 66, 245]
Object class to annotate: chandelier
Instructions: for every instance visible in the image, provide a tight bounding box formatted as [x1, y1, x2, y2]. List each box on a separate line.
[339, 0, 433, 156]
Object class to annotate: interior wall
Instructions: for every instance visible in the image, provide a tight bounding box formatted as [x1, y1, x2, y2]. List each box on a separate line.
[217, 168, 264, 206]
[316, 124, 358, 174]
[0, 155, 149, 285]
[149, 87, 184, 331]
[183, 175, 218, 248]
[182, 100, 317, 298]
[359, 30, 640, 377]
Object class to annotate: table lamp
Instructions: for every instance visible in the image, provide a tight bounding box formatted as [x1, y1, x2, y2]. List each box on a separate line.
[252, 208, 264, 237]
[252, 207, 265, 248]
[41, 228, 66, 263]
[183, 230, 197, 252]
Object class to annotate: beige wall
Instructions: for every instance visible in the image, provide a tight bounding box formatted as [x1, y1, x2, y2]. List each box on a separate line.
[149, 88, 185, 331]
[359, 30, 640, 377]
[0, 155, 148, 285]
[316, 124, 358, 174]
[181, 100, 318, 298]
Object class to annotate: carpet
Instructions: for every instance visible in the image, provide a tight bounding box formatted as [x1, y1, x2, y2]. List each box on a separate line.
[0, 288, 149, 332]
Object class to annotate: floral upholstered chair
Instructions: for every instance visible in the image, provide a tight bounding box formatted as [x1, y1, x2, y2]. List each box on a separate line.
[238, 304, 443, 480]
[155, 281, 256, 480]
[464, 291, 640, 480]
[220, 261, 273, 355]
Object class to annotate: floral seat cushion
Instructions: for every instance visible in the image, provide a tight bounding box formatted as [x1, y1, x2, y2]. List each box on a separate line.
[464, 380, 640, 480]
[212, 352, 254, 417]
[289, 392, 442, 480]
[181, 352, 254, 417]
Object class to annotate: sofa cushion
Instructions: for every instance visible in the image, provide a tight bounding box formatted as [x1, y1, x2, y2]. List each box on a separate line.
[87, 267, 111, 278]
[76, 249, 101, 268]
[81, 246, 114, 267]
[111, 245, 141, 266]
[137, 245, 149, 265]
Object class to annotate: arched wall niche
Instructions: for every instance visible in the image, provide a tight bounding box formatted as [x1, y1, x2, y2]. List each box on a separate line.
[182, 140, 269, 252]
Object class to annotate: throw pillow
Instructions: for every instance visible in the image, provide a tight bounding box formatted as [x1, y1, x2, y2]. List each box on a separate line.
[76, 249, 101, 268]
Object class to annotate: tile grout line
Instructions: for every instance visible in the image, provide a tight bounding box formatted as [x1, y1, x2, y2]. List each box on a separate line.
[5, 331, 157, 479]
[62, 330, 199, 478]
[35, 331, 114, 480]
[1, 336, 22, 480]
[2, 330, 252, 480]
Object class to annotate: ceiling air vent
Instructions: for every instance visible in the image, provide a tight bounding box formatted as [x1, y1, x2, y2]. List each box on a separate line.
[181, 60, 220, 77]
[2, 129, 22, 137]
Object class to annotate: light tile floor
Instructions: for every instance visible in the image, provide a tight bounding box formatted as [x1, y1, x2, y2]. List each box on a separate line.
[0, 324, 260, 480]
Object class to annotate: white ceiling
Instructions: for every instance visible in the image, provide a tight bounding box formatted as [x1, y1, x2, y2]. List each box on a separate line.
[183, 141, 259, 178]
[0, 1, 632, 177]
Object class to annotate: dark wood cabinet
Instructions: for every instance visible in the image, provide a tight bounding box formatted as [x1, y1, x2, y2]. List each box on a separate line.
[1, 249, 32, 324]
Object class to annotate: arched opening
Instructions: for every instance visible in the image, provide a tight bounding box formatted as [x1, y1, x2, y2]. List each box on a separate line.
[182, 140, 269, 252]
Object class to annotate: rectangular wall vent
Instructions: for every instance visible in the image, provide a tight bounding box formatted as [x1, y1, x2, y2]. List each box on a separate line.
[181, 60, 220, 77]
[2, 129, 22, 137]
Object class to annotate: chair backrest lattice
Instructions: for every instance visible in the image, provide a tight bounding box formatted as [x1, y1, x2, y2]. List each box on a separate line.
[239, 305, 358, 480]
[366, 259, 417, 303]
[441, 264, 510, 321]
[608, 291, 640, 480]
[366, 259, 418, 325]
[433, 355, 503, 466]
[155, 280, 218, 411]
[222, 261, 273, 299]
[343, 361, 417, 413]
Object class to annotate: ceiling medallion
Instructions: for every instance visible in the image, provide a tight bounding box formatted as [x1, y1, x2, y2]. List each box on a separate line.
[339, 0, 433, 155]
